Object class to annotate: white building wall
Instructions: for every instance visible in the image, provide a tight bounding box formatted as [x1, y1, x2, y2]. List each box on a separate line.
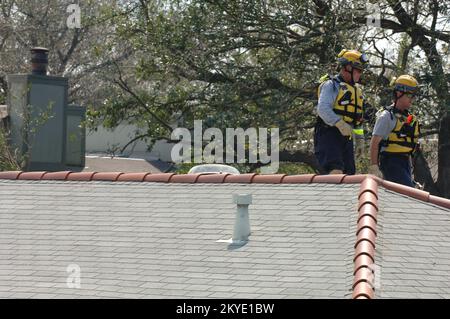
[86, 124, 175, 162]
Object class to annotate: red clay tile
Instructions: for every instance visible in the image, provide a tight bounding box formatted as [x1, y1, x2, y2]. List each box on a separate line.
[18, 171, 47, 180]
[357, 216, 377, 236]
[381, 180, 430, 202]
[117, 173, 151, 182]
[358, 191, 378, 211]
[354, 255, 375, 274]
[0, 171, 22, 180]
[358, 203, 378, 223]
[341, 175, 367, 184]
[311, 174, 346, 184]
[92, 172, 124, 182]
[169, 174, 201, 183]
[429, 195, 450, 209]
[197, 174, 230, 183]
[366, 175, 383, 184]
[359, 177, 379, 199]
[355, 228, 376, 248]
[144, 173, 175, 183]
[42, 171, 72, 180]
[252, 174, 286, 184]
[223, 173, 256, 183]
[67, 172, 97, 181]
[353, 267, 375, 289]
[352, 281, 374, 299]
[354, 240, 375, 262]
[281, 174, 315, 184]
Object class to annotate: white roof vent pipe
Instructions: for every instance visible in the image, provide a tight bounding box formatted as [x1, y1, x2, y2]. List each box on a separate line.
[232, 194, 252, 244]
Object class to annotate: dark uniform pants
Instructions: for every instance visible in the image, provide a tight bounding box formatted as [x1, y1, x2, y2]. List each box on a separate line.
[314, 122, 355, 175]
[379, 153, 414, 187]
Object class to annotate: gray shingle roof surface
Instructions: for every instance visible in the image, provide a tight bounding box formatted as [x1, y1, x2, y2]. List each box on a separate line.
[376, 188, 450, 298]
[0, 180, 358, 299]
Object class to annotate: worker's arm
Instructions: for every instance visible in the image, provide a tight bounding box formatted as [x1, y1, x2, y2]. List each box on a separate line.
[368, 135, 383, 177]
[317, 80, 340, 126]
[369, 135, 383, 165]
[368, 110, 395, 177]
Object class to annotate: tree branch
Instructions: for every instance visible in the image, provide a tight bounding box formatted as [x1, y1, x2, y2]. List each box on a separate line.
[112, 62, 173, 132]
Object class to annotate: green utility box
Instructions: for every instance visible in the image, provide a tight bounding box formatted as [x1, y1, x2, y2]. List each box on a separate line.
[7, 74, 68, 171]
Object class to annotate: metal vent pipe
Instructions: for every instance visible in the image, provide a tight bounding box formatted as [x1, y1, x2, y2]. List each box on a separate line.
[232, 194, 252, 243]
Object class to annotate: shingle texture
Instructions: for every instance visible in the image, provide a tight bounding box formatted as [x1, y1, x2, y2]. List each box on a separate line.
[0, 180, 359, 299]
[376, 188, 450, 298]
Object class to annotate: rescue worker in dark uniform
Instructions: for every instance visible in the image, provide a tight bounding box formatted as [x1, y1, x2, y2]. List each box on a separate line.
[369, 75, 420, 187]
[314, 49, 369, 175]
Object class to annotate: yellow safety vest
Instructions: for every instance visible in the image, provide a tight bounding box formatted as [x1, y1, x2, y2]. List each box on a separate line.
[383, 112, 420, 154]
[318, 79, 364, 126]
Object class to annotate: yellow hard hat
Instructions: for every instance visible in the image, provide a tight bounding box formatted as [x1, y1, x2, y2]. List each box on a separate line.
[393, 75, 419, 93]
[337, 49, 369, 70]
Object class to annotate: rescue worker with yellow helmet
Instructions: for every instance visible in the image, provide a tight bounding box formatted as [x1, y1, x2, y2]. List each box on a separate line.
[314, 49, 369, 175]
[369, 75, 420, 187]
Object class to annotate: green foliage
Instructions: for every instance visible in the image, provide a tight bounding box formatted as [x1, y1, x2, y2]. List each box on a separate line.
[0, 101, 55, 171]
[261, 162, 315, 175]
[171, 162, 196, 174]
[0, 128, 21, 171]
[92, 0, 352, 169]
[64, 0, 450, 195]
[356, 152, 371, 175]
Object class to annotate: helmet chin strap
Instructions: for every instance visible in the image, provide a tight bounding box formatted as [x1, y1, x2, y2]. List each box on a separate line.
[393, 91, 410, 116]
[393, 91, 405, 109]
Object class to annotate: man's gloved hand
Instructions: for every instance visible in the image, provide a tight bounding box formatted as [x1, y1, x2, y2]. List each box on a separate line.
[335, 119, 353, 137]
[368, 164, 383, 178]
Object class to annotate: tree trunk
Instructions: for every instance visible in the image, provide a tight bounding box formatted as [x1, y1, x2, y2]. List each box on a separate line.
[413, 149, 440, 195]
[437, 114, 450, 198]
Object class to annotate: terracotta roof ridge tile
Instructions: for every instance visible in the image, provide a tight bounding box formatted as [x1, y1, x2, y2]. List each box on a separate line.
[117, 172, 152, 182]
[381, 180, 430, 202]
[0, 171, 363, 182]
[18, 171, 47, 180]
[311, 174, 346, 183]
[92, 172, 124, 182]
[352, 177, 379, 299]
[0, 171, 23, 180]
[42, 171, 72, 180]
[144, 173, 175, 183]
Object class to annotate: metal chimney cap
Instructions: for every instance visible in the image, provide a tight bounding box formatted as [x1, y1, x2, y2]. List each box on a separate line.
[30, 47, 49, 75]
[233, 194, 252, 205]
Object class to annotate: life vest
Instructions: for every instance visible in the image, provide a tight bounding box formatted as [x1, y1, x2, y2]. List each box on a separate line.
[317, 76, 364, 126]
[381, 107, 420, 154]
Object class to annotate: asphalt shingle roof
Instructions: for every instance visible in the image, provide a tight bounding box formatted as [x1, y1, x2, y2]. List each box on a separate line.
[376, 188, 450, 298]
[0, 180, 359, 299]
[0, 171, 449, 299]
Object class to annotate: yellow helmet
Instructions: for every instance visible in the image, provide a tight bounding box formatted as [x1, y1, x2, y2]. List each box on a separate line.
[393, 75, 419, 93]
[337, 49, 369, 70]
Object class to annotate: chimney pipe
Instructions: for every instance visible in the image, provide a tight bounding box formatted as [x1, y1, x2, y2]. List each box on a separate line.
[30, 47, 49, 76]
[232, 194, 252, 244]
